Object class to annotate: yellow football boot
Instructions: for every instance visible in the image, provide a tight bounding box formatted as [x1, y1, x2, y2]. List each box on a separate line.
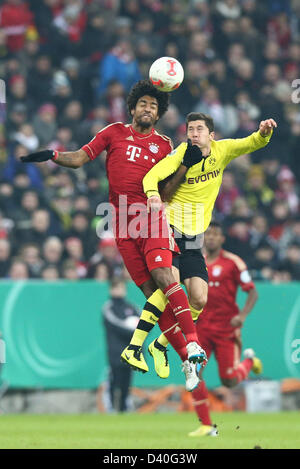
[244, 348, 263, 374]
[188, 425, 218, 437]
[121, 346, 149, 373]
[148, 340, 170, 379]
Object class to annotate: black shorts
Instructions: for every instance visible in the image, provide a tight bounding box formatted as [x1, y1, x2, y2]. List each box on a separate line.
[172, 228, 208, 284]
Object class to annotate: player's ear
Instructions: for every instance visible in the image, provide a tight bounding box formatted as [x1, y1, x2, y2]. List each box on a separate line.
[209, 132, 215, 141]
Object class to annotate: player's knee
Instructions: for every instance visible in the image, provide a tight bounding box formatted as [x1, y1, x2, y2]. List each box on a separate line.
[151, 267, 174, 291]
[189, 293, 207, 311]
[221, 377, 238, 388]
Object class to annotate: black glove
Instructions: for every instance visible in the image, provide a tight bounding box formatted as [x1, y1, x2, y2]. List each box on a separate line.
[20, 150, 55, 163]
[182, 140, 204, 168]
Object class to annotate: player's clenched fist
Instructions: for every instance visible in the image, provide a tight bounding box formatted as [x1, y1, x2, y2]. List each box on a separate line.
[147, 195, 163, 213]
[182, 139, 204, 168]
[259, 119, 277, 137]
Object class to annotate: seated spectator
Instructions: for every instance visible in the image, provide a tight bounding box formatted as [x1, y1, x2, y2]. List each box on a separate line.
[89, 233, 123, 279]
[8, 259, 29, 279]
[0, 0, 34, 53]
[64, 237, 88, 278]
[276, 166, 299, 215]
[4, 144, 43, 190]
[15, 190, 41, 230]
[277, 243, 300, 281]
[33, 103, 57, 146]
[61, 259, 79, 280]
[19, 243, 44, 278]
[19, 209, 54, 244]
[269, 199, 290, 242]
[96, 39, 141, 98]
[28, 54, 54, 108]
[249, 214, 270, 250]
[59, 100, 83, 136]
[41, 265, 60, 281]
[94, 262, 110, 281]
[249, 240, 278, 281]
[42, 237, 64, 268]
[0, 183, 17, 216]
[224, 217, 253, 264]
[0, 239, 11, 277]
[64, 211, 95, 258]
[215, 171, 240, 217]
[159, 104, 182, 146]
[99, 80, 127, 125]
[13, 123, 39, 152]
[244, 165, 274, 213]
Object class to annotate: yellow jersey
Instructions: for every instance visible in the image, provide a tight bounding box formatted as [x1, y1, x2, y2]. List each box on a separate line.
[143, 131, 272, 235]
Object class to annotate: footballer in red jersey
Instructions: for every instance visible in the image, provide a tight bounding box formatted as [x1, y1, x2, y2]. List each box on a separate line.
[189, 221, 263, 437]
[20, 80, 207, 374]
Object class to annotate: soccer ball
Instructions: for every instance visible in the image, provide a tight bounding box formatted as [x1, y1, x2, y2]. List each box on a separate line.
[149, 57, 184, 92]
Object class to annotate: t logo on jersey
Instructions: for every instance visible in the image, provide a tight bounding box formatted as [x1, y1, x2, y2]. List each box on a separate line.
[126, 145, 141, 162]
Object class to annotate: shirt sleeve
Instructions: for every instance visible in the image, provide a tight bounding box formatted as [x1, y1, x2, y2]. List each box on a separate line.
[219, 130, 273, 167]
[233, 264, 255, 292]
[81, 124, 115, 160]
[143, 142, 187, 197]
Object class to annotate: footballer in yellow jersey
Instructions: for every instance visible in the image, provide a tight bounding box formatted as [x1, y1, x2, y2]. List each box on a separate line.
[143, 112, 276, 382]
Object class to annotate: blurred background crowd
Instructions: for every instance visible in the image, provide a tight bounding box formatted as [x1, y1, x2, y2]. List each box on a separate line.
[0, 0, 300, 283]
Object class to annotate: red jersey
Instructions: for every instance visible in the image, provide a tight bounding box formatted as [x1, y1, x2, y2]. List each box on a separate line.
[200, 249, 255, 332]
[82, 122, 172, 209]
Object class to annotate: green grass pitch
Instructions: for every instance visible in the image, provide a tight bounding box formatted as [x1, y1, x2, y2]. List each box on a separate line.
[0, 412, 299, 449]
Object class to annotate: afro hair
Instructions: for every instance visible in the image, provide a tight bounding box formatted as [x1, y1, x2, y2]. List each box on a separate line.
[127, 79, 170, 120]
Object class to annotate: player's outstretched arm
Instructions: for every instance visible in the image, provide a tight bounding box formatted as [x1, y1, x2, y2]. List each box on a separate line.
[21, 149, 90, 169]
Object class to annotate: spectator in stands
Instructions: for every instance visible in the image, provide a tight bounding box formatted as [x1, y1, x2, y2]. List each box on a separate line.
[94, 262, 110, 281]
[42, 237, 64, 269]
[0, 0, 34, 53]
[0, 239, 11, 277]
[28, 54, 54, 109]
[41, 265, 59, 281]
[19, 209, 53, 245]
[276, 166, 299, 215]
[249, 240, 278, 281]
[33, 104, 57, 146]
[64, 237, 88, 278]
[96, 39, 141, 98]
[244, 165, 274, 213]
[269, 199, 291, 242]
[19, 243, 43, 278]
[61, 259, 79, 280]
[216, 171, 240, 217]
[8, 259, 29, 279]
[277, 243, 300, 281]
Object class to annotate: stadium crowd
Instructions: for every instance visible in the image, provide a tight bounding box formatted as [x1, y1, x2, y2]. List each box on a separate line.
[0, 0, 300, 282]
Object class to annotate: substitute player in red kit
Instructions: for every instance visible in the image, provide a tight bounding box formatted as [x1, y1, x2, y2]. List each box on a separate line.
[20, 80, 207, 374]
[189, 221, 262, 437]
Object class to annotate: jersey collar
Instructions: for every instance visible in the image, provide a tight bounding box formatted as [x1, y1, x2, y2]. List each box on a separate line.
[129, 124, 155, 139]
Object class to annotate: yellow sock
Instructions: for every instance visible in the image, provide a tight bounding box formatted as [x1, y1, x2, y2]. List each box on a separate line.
[130, 289, 168, 347]
[190, 304, 203, 321]
[157, 333, 169, 348]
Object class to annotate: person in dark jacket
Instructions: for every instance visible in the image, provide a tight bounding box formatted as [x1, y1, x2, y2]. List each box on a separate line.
[102, 277, 139, 412]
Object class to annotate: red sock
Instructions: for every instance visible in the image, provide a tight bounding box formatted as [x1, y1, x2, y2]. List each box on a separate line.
[227, 358, 253, 383]
[158, 303, 188, 361]
[163, 283, 199, 344]
[192, 380, 212, 426]
[235, 358, 253, 383]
